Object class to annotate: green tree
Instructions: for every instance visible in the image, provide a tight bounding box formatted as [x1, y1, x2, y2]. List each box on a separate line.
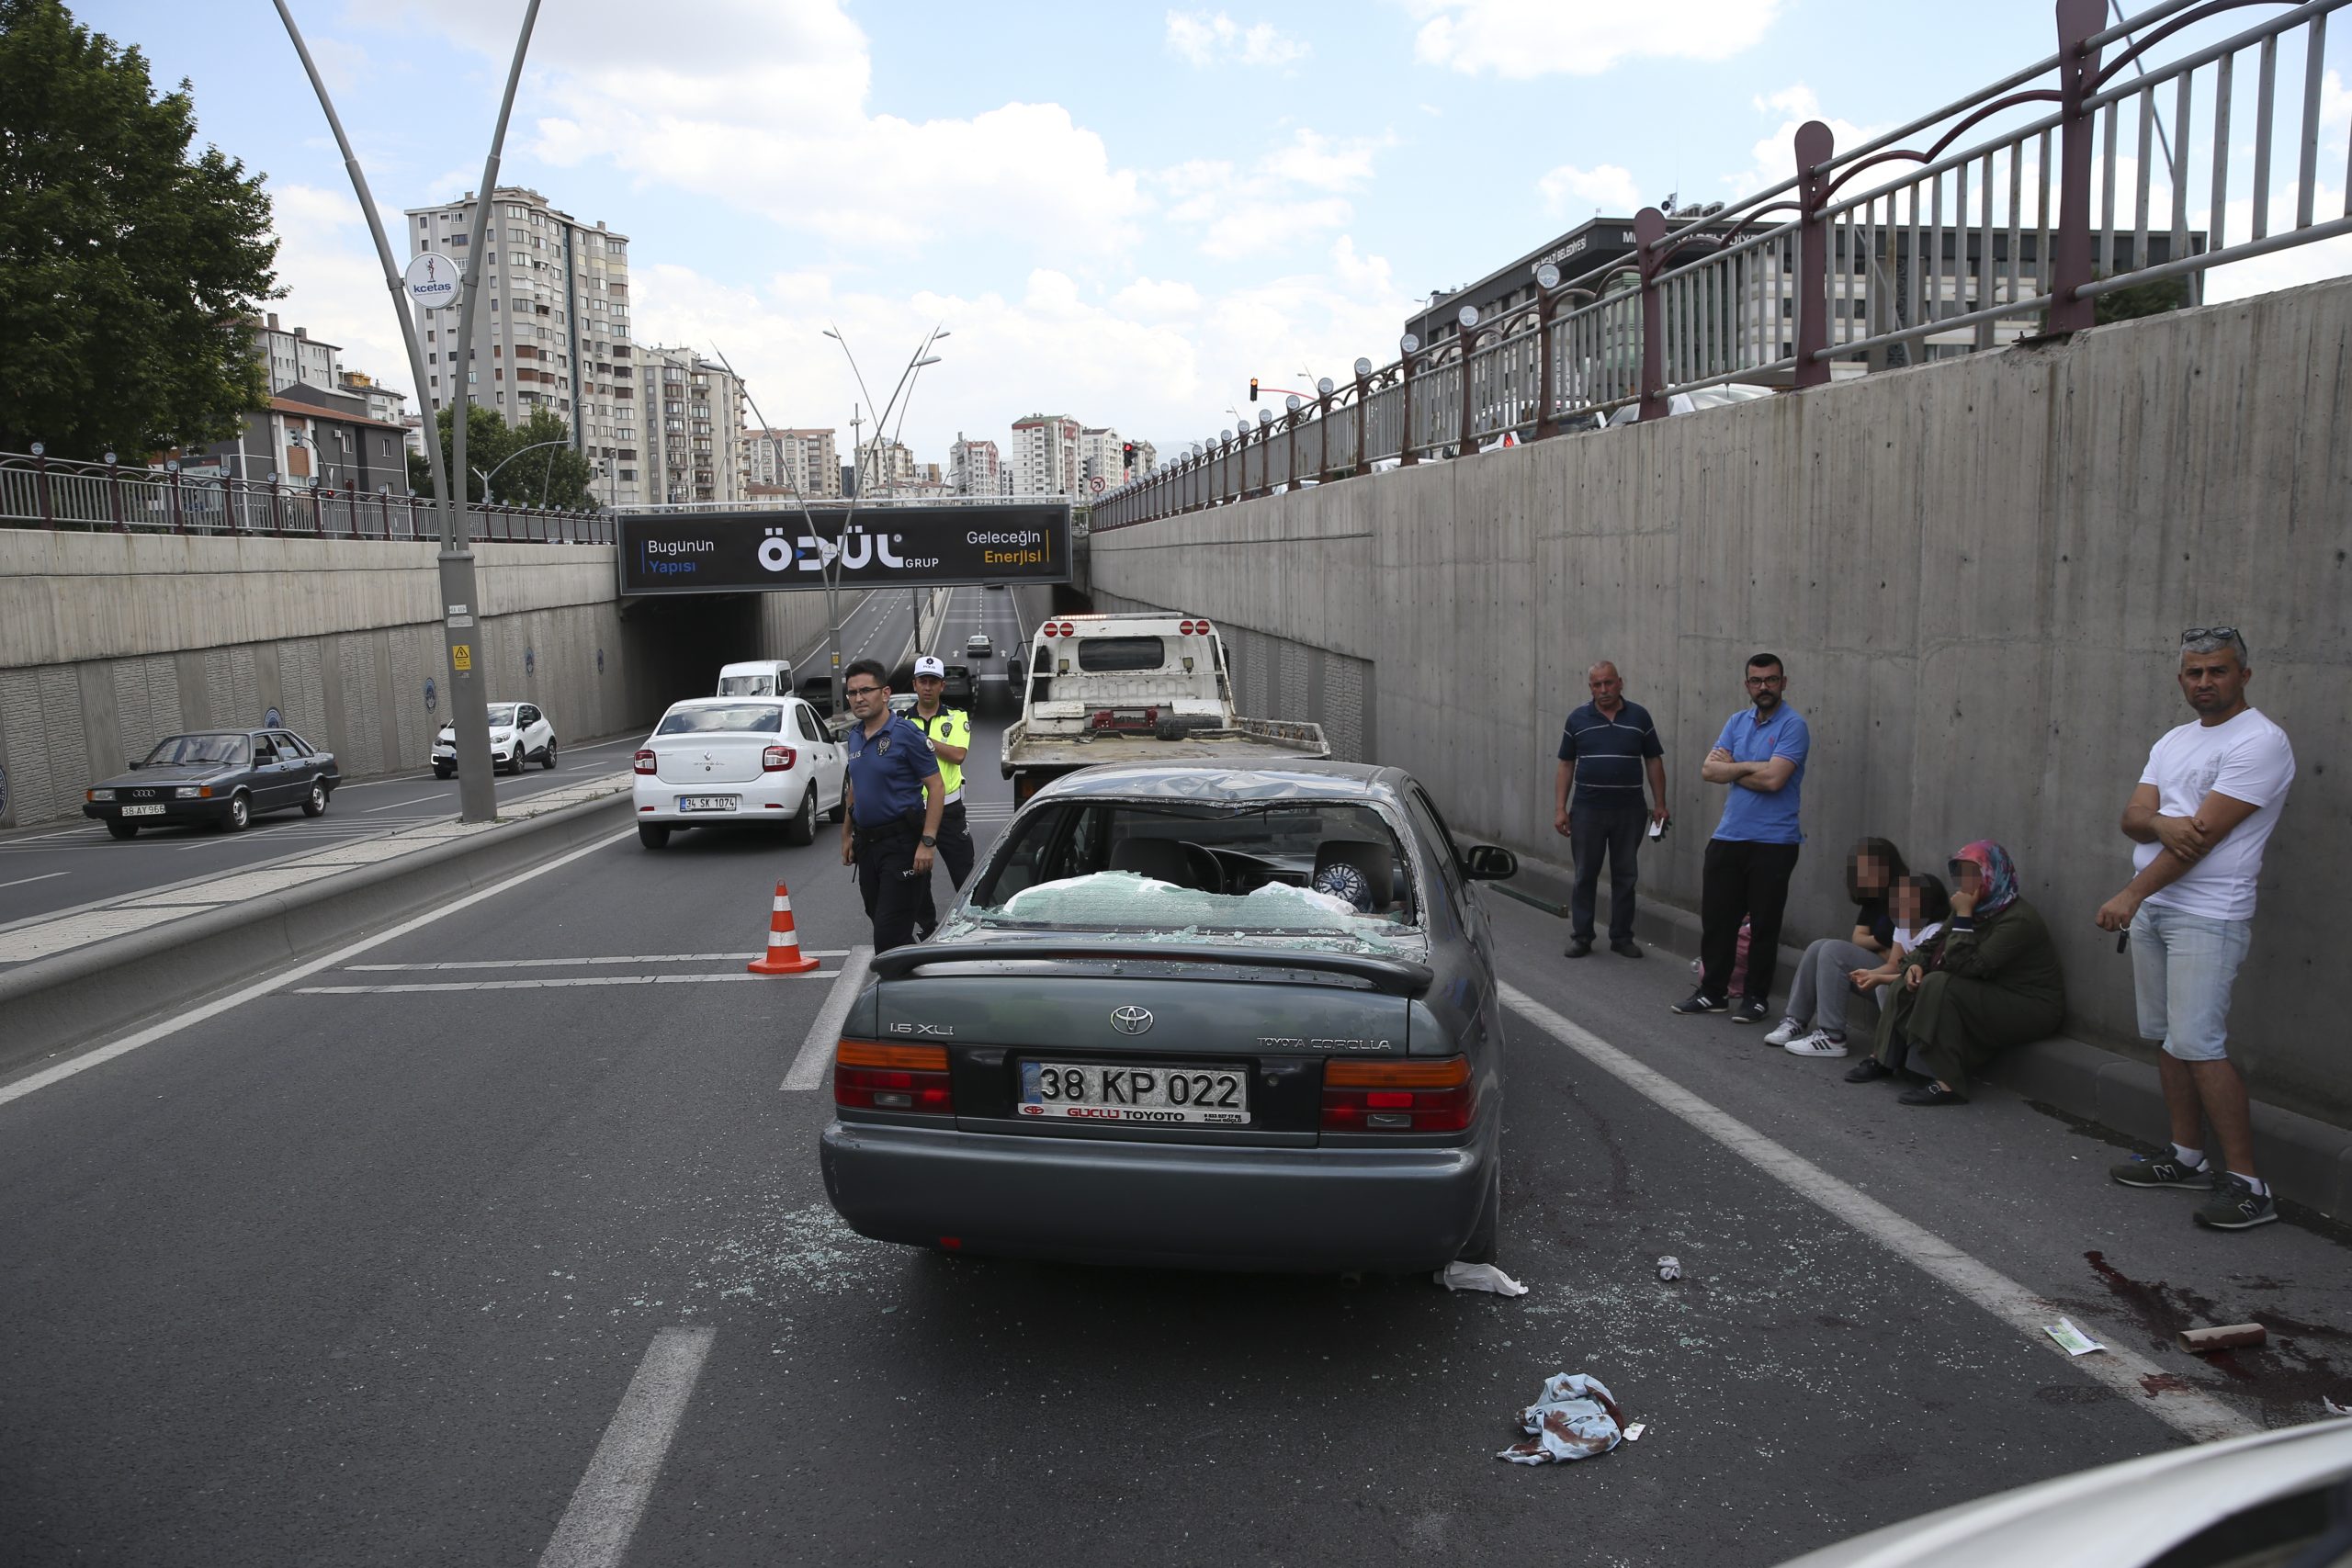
[2095, 275, 2191, 325]
[408, 403, 599, 510]
[0, 0, 277, 458]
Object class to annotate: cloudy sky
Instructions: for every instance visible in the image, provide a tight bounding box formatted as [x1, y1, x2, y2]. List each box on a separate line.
[82, 0, 2352, 465]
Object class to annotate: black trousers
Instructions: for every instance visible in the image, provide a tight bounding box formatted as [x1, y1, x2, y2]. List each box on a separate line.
[1700, 838, 1801, 1000]
[854, 819, 928, 953]
[1569, 804, 1646, 942]
[936, 798, 976, 891]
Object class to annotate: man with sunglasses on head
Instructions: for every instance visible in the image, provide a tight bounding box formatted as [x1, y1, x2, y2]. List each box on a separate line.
[2097, 627, 2296, 1230]
[1674, 652, 1810, 1025]
[838, 659, 945, 953]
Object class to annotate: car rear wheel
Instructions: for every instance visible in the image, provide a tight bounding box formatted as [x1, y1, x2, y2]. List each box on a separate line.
[221, 792, 251, 833]
[540, 739, 559, 771]
[638, 823, 671, 850]
[105, 820, 138, 840]
[301, 780, 328, 817]
[433, 763, 453, 780]
[786, 784, 817, 846]
[1457, 1161, 1500, 1265]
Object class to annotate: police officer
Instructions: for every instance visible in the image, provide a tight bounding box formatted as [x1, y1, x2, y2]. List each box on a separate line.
[837, 659, 944, 953]
[908, 655, 977, 892]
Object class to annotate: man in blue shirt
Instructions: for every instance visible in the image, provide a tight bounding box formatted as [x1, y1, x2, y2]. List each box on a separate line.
[1553, 660, 1668, 958]
[1673, 652, 1810, 1024]
[837, 659, 945, 953]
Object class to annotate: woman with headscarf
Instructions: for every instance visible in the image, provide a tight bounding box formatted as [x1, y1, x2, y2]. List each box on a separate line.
[1844, 841, 2065, 1105]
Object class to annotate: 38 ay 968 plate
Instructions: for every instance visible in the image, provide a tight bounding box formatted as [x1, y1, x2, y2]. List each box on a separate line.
[1018, 1061, 1250, 1125]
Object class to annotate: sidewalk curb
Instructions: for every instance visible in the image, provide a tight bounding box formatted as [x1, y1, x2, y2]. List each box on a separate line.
[1502, 852, 2350, 1220]
[0, 791, 633, 1084]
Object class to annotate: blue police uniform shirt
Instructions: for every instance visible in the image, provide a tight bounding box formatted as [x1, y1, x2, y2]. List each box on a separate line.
[1711, 704, 1809, 844]
[844, 715, 939, 828]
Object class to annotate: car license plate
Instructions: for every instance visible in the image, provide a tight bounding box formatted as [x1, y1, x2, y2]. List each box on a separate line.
[677, 795, 737, 812]
[1018, 1061, 1251, 1125]
[120, 804, 166, 818]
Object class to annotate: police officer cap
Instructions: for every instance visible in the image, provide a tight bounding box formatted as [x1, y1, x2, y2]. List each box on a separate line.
[914, 655, 945, 678]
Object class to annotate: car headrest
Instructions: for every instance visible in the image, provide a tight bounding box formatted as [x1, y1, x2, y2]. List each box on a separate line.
[1313, 839, 1394, 912]
[1108, 837, 1195, 887]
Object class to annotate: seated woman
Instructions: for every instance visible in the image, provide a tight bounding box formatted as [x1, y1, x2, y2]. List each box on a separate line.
[1845, 842, 2066, 1105]
[1764, 838, 1907, 1057]
[1845, 873, 1951, 1008]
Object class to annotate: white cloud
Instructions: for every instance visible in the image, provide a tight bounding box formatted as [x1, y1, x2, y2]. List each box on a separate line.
[1537, 162, 1644, 216]
[1161, 129, 1390, 259]
[1112, 277, 1205, 317]
[1721, 84, 1877, 198]
[1408, 0, 1781, 78]
[266, 184, 421, 404]
[1166, 11, 1309, 68]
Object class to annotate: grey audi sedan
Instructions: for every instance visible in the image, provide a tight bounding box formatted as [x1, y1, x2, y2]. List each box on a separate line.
[818, 761, 1515, 1274]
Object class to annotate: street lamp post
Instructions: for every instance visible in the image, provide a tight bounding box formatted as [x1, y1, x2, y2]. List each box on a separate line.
[471, 437, 571, 504]
[820, 324, 948, 703]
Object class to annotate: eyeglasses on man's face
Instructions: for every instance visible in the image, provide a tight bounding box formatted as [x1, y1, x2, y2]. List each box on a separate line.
[844, 685, 883, 699]
[1745, 674, 1786, 688]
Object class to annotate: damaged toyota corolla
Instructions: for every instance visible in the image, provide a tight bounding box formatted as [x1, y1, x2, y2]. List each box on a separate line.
[818, 761, 1517, 1274]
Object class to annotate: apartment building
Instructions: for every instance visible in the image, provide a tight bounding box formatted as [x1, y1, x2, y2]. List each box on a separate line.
[639, 344, 748, 506]
[744, 427, 842, 500]
[403, 186, 640, 507]
[947, 434, 1000, 496]
[334, 371, 420, 455]
[1129, 438, 1158, 476]
[1009, 413, 1082, 499]
[251, 312, 339, 393]
[1078, 425, 1125, 491]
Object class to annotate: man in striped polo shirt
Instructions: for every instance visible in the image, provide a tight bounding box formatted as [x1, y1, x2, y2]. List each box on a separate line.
[1553, 661, 1669, 958]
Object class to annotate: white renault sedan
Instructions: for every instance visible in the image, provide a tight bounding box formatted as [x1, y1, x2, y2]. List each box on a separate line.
[433, 702, 556, 777]
[631, 696, 845, 850]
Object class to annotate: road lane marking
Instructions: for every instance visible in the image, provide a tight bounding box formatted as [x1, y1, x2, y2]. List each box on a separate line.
[368, 794, 448, 812]
[0, 828, 638, 1110]
[1496, 981, 2258, 1445]
[297, 971, 837, 993]
[783, 943, 872, 1090]
[0, 872, 69, 891]
[345, 950, 848, 972]
[537, 1326, 717, 1568]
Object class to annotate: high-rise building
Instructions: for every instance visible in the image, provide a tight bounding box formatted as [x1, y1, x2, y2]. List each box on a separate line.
[745, 428, 842, 500]
[403, 186, 639, 507]
[251, 311, 339, 392]
[1010, 413, 1082, 499]
[865, 438, 920, 493]
[1079, 425, 1124, 491]
[947, 434, 1000, 496]
[639, 345, 748, 505]
[1130, 438, 1158, 476]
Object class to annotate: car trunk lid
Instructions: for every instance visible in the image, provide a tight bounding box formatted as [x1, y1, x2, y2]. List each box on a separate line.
[653, 737, 768, 784]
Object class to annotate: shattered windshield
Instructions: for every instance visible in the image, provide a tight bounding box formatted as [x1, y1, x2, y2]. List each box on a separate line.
[961, 800, 1418, 941]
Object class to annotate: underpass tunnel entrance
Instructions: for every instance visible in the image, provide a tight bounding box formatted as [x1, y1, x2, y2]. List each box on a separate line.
[618, 593, 765, 721]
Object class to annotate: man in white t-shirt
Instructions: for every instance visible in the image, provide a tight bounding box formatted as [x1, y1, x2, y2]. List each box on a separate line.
[2095, 628, 2296, 1231]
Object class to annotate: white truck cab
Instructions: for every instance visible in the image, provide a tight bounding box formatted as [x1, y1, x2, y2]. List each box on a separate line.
[716, 660, 795, 697]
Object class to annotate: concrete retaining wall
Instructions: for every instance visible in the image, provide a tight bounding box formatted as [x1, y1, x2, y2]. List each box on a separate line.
[1091, 273, 2352, 1127]
[0, 534, 643, 828]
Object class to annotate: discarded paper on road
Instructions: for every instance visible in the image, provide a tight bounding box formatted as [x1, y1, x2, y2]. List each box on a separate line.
[1436, 1261, 1528, 1296]
[1497, 1372, 1626, 1465]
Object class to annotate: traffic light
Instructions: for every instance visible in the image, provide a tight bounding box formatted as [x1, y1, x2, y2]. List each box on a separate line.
[1248, 378, 1258, 402]
[1122, 441, 1135, 471]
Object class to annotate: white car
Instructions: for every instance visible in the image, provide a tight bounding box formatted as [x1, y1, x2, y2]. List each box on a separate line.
[433, 702, 556, 778]
[631, 696, 845, 850]
[966, 633, 993, 657]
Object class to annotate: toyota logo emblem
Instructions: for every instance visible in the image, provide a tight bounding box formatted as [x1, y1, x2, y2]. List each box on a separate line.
[1111, 1006, 1154, 1035]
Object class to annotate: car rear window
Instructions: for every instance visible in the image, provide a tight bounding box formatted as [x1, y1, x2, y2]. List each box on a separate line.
[965, 801, 1416, 938]
[656, 705, 784, 735]
[1074, 637, 1165, 672]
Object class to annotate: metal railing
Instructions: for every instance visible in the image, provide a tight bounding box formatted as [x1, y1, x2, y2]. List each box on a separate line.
[0, 448, 615, 543]
[1094, 0, 2351, 531]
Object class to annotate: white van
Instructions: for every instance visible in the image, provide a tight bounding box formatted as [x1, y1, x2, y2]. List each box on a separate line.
[715, 660, 794, 697]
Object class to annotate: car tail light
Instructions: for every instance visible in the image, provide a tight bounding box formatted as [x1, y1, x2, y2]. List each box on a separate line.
[834, 1040, 953, 1114]
[1321, 1056, 1474, 1133]
[633, 749, 657, 774]
[762, 745, 797, 772]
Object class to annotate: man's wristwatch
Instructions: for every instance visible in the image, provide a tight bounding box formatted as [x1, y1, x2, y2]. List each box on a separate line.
[919, 834, 937, 847]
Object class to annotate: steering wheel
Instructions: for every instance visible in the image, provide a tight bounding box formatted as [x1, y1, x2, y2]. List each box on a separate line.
[1179, 841, 1227, 896]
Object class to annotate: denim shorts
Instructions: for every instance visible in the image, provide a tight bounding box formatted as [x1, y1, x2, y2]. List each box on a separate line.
[2130, 903, 2254, 1062]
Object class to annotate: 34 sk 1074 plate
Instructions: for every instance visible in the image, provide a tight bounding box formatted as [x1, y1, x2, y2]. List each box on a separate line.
[1018, 1061, 1251, 1125]
[678, 795, 738, 812]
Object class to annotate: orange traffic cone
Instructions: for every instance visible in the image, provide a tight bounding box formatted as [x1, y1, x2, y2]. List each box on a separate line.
[747, 880, 822, 975]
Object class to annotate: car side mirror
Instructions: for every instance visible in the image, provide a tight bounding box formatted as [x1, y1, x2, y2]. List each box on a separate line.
[1462, 844, 1517, 882]
[127, 760, 141, 770]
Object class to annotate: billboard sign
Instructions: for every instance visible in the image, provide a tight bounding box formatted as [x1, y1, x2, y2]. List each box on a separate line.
[618, 504, 1071, 595]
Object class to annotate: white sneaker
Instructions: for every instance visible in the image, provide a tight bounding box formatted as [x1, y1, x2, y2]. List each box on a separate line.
[1784, 1029, 1850, 1058]
[1762, 1017, 1804, 1046]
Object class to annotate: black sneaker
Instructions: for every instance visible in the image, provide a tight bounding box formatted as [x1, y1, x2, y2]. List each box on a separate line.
[2110, 1153, 2216, 1190]
[1610, 940, 1645, 958]
[1843, 1058, 1894, 1083]
[1564, 938, 1594, 958]
[1730, 998, 1770, 1025]
[1669, 990, 1727, 1016]
[2194, 1174, 2278, 1230]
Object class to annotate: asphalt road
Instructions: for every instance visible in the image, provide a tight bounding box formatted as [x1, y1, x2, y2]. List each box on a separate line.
[5, 613, 2346, 1565]
[0, 584, 988, 940]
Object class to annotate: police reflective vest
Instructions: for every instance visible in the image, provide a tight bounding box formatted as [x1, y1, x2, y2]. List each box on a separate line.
[909, 705, 969, 802]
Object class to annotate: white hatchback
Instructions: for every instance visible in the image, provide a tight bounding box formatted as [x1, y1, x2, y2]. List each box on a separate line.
[434, 702, 556, 777]
[632, 696, 845, 850]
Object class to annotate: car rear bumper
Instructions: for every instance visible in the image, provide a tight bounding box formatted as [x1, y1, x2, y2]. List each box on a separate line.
[633, 773, 804, 824]
[820, 1118, 1496, 1273]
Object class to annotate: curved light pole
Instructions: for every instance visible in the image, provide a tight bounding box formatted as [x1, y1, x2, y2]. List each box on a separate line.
[471, 437, 571, 504]
[820, 324, 949, 689]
